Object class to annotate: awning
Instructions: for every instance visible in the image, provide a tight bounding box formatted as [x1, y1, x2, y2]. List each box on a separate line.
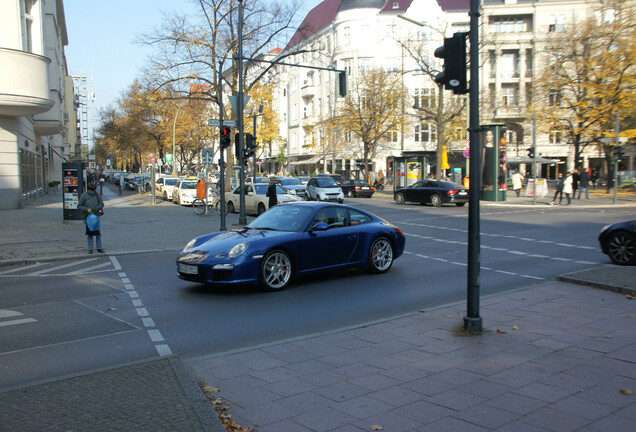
[288, 156, 322, 165]
[507, 156, 562, 164]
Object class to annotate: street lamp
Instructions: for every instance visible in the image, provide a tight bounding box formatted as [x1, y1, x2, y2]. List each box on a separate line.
[172, 100, 187, 174]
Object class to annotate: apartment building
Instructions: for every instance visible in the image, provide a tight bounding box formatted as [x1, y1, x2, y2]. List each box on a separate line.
[0, 0, 74, 210]
[272, 0, 629, 179]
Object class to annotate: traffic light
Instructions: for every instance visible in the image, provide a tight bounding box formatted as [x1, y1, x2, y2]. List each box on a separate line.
[527, 146, 535, 158]
[617, 146, 625, 162]
[220, 127, 231, 148]
[434, 32, 468, 95]
[244, 133, 257, 159]
[338, 71, 347, 97]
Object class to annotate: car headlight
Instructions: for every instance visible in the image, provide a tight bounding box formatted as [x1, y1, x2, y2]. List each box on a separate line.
[183, 238, 197, 252]
[228, 242, 248, 259]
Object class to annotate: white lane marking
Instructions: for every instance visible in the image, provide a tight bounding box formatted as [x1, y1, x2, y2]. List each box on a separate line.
[27, 258, 98, 276]
[110, 257, 122, 271]
[141, 317, 155, 328]
[66, 261, 112, 275]
[0, 318, 37, 327]
[0, 310, 23, 319]
[155, 344, 172, 356]
[148, 329, 165, 342]
[0, 263, 46, 275]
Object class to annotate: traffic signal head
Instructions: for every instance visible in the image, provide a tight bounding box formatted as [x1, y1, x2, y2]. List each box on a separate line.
[527, 146, 534, 158]
[220, 127, 232, 148]
[434, 33, 468, 95]
[338, 71, 347, 97]
[244, 134, 257, 159]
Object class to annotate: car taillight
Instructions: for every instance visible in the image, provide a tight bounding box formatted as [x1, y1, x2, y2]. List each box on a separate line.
[355, 186, 361, 190]
[371, 187, 375, 191]
[447, 190, 458, 195]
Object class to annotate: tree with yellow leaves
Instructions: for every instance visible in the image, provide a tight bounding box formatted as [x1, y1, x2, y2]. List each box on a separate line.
[532, 0, 636, 176]
[322, 67, 410, 181]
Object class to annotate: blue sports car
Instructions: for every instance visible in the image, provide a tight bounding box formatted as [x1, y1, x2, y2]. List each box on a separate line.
[177, 202, 406, 291]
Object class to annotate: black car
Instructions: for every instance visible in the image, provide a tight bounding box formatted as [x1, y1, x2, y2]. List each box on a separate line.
[394, 180, 468, 207]
[341, 180, 375, 198]
[598, 220, 636, 266]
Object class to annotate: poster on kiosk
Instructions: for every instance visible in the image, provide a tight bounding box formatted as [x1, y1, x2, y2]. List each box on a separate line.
[62, 162, 85, 222]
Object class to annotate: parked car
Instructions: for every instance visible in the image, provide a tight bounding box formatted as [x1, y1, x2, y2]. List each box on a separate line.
[226, 182, 299, 216]
[341, 180, 375, 198]
[297, 176, 310, 185]
[172, 179, 199, 205]
[598, 219, 636, 266]
[155, 176, 180, 200]
[124, 175, 150, 191]
[278, 177, 308, 200]
[316, 173, 346, 185]
[306, 176, 344, 203]
[176, 202, 406, 291]
[394, 180, 468, 207]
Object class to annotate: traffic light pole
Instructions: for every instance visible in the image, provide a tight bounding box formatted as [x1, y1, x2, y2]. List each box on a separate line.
[465, 0, 482, 334]
[218, 61, 227, 231]
[237, 0, 247, 226]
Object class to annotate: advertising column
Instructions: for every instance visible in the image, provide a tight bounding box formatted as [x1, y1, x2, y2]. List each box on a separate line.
[62, 162, 85, 222]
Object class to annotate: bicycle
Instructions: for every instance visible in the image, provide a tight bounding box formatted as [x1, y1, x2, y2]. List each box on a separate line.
[192, 191, 229, 216]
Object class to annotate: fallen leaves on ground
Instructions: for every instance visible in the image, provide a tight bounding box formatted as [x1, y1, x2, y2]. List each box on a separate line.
[620, 389, 632, 395]
[200, 384, 254, 432]
[371, 425, 384, 430]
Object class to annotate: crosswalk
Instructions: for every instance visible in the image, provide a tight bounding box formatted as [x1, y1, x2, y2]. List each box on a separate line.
[0, 256, 121, 277]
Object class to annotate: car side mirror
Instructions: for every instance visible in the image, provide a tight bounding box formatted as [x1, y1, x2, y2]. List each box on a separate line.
[310, 222, 329, 231]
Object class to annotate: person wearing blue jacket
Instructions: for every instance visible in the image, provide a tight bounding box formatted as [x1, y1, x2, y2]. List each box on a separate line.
[78, 183, 105, 253]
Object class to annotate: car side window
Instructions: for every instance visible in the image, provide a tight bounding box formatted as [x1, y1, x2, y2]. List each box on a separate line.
[348, 209, 372, 226]
[313, 207, 347, 229]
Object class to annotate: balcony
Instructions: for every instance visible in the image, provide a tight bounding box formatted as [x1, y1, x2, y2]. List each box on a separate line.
[301, 83, 315, 99]
[493, 106, 526, 120]
[0, 48, 53, 116]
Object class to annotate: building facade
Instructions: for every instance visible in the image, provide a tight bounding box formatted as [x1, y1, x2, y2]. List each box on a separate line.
[0, 0, 74, 210]
[269, 0, 631, 182]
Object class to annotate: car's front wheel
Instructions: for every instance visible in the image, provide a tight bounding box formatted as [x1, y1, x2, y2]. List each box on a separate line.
[260, 249, 293, 291]
[227, 201, 235, 213]
[607, 231, 636, 266]
[348, 190, 355, 198]
[368, 237, 394, 274]
[395, 192, 405, 205]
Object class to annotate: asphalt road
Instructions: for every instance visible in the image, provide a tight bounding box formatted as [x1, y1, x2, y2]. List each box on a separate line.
[1, 198, 632, 388]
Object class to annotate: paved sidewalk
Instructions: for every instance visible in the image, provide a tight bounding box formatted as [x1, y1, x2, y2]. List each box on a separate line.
[188, 280, 636, 432]
[1, 186, 635, 431]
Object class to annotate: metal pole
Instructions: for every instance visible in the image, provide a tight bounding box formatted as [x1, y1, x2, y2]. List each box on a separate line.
[172, 102, 185, 175]
[464, 0, 482, 334]
[614, 111, 619, 205]
[219, 61, 227, 231]
[253, 114, 257, 183]
[237, 0, 247, 225]
[532, 116, 537, 206]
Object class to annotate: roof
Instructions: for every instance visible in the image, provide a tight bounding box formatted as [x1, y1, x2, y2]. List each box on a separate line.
[285, 0, 469, 51]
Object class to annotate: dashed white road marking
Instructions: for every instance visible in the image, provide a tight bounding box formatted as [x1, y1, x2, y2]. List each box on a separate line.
[27, 258, 98, 276]
[109, 256, 171, 357]
[0, 318, 37, 327]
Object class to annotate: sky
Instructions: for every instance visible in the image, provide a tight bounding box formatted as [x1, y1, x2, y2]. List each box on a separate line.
[64, 0, 324, 115]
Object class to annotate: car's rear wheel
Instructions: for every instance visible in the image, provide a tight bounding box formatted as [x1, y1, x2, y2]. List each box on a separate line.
[227, 201, 235, 213]
[260, 249, 293, 291]
[607, 231, 636, 266]
[395, 192, 405, 205]
[257, 202, 266, 215]
[368, 237, 394, 274]
[430, 194, 442, 207]
[163, 192, 168, 200]
[456, 202, 466, 207]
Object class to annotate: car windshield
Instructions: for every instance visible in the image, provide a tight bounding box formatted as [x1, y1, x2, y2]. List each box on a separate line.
[249, 205, 314, 232]
[181, 182, 197, 189]
[165, 179, 179, 186]
[315, 177, 338, 187]
[281, 178, 301, 186]
[352, 180, 368, 185]
[254, 184, 288, 195]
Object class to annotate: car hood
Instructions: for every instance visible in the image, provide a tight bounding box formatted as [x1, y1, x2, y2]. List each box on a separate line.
[183, 228, 293, 256]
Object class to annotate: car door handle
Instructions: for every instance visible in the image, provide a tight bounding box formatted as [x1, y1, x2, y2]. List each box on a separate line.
[347, 235, 357, 240]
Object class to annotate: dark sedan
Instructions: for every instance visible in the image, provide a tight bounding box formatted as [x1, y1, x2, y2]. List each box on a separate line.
[599, 219, 636, 266]
[341, 180, 375, 198]
[394, 180, 468, 207]
[177, 202, 406, 291]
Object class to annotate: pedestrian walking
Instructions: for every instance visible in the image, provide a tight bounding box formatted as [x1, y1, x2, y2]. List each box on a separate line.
[572, 169, 580, 198]
[551, 173, 564, 205]
[562, 171, 573, 205]
[578, 168, 590, 199]
[266, 177, 278, 209]
[78, 182, 105, 253]
[512, 170, 524, 197]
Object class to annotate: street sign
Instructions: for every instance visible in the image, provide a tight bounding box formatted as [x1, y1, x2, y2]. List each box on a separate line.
[228, 95, 251, 114]
[166, 153, 173, 163]
[208, 119, 237, 128]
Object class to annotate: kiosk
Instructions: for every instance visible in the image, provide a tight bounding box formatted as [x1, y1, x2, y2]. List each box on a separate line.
[62, 162, 85, 222]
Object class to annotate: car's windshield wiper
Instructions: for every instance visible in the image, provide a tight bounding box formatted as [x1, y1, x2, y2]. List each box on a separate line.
[255, 227, 278, 231]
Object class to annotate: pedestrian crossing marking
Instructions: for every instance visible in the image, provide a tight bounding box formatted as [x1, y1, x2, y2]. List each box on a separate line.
[0, 258, 119, 277]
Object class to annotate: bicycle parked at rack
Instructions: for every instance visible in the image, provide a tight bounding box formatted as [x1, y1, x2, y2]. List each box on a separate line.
[192, 191, 228, 215]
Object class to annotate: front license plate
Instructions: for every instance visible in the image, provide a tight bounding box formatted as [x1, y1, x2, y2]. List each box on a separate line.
[179, 264, 198, 274]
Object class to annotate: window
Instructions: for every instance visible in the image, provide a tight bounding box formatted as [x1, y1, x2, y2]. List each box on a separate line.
[386, 58, 399, 73]
[413, 88, 435, 109]
[344, 26, 350, 45]
[548, 15, 556, 32]
[349, 208, 372, 226]
[386, 131, 398, 142]
[343, 59, 352, 75]
[392, 2, 399, 9]
[549, 131, 563, 144]
[501, 51, 519, 78]
[415, 124, 436, 142]
[313, 207, 347, 229]
[502, 85, 518, 106]
[549, 89, 561, 106]
[557, 15, 565, 32]
[493, 16, 526, 33]
[23, 0, 37, 53]
[359, 58, 372, 74]
[489, 51, 496, 78]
